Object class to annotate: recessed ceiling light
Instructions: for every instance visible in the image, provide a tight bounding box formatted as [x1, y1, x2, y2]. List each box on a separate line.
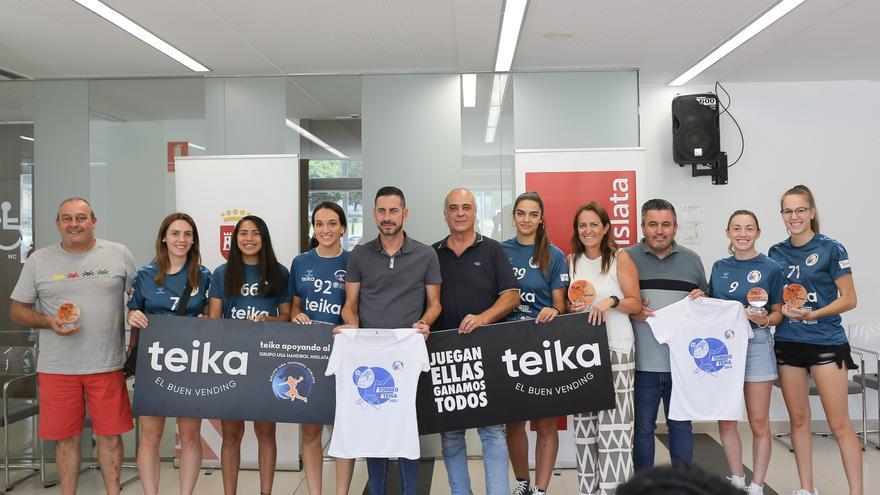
[187, 142, 206, 151]
[668, 0, 805, 86]
[73, 0, 210, 72]
[544, 32, 574, 40]
[20, 135, 34, 142]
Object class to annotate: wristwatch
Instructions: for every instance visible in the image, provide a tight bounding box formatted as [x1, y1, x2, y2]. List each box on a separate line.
[609, 295, 620, 308]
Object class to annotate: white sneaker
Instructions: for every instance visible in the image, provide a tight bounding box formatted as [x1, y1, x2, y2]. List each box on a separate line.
[791, 489, 819, 495]
[746, 482, 764, 495]
[726, 474, 746, 488]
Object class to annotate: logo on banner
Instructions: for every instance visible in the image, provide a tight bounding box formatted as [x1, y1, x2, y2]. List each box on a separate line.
[688, 337, 732, 375]
[219, 209, 253, 260]
[526, 170, 637, 254]
[353, 366, 398, 408]
[271, 362, 315, 404]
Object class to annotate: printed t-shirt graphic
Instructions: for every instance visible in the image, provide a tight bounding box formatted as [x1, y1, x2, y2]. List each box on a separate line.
[501, 239, 569, 320]
[288, 249, 349, 324]
[768, 234, 852, 345]
[326, 328, 429, 460]
[129, 262, 212, 316]
[708, 254, 785, 328]
[647, 297, 751, 421]
[209, 263, 290, 320]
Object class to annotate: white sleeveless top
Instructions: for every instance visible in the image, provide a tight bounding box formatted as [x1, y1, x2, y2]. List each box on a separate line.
[569, 252, 634, 353]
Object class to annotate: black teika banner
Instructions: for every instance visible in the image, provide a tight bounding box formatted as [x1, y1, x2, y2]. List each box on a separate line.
[131, 315, 335, 424]
[417, 313, 614, 434]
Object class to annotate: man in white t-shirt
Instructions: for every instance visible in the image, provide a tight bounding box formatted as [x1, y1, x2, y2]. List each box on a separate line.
[647, 297, 751, 421]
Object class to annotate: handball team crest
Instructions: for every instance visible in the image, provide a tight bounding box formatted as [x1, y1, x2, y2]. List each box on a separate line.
[219, 209, 253, 260]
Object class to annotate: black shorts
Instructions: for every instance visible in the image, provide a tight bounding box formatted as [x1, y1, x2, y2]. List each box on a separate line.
[774, 340, 858, 371]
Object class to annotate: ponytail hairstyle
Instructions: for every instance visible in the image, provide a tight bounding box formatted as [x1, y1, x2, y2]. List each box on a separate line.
[224, 215, 284, 298]
[571, 201, 618, 275]
[308, 202, 347, 250]
[725, 209, 760, 255]
[513, 192, 552, 276]
[154, 212, 202, 289]
[781, 184, 820, 233]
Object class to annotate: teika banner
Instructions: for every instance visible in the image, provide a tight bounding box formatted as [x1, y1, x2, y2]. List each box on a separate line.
[417, 314, 614, 434]
[132, 316, 335, 425]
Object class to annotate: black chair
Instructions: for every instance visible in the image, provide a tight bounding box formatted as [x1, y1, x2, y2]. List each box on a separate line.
[1, 372, 52, 490]
[849, 322, 880, 449]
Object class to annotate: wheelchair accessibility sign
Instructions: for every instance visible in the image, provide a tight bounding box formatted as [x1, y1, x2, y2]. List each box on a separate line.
[1, 200, 22, 259]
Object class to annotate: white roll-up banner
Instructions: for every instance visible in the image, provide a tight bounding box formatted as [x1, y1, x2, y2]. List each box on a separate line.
[175, 154, 301, 470]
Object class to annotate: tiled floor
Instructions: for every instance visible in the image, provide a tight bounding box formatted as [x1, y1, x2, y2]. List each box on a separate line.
[5, 423, 878, 494]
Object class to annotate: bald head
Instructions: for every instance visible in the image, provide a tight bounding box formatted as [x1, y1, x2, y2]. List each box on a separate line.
[443, 188, 477, 234]
[444, 188, 475, 210]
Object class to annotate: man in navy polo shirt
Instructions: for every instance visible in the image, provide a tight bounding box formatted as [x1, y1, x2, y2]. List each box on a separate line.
[432, 188, 519, 495]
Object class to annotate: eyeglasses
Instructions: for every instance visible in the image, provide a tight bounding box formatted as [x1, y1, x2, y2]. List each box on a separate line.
[780, 207, 811, 217]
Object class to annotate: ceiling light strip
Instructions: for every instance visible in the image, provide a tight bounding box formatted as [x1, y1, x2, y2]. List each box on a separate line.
[462, 74, 477, 108]
[484, 74, 509, 143]
[20, 135, 34, 142]
[285, 119, 350, 159]
[668, 0, 806, 86]
[494, 0, 528, 72]
[72, 0, 210, 72]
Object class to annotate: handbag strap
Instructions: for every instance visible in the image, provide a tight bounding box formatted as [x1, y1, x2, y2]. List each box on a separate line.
[177, 280, 193, 316]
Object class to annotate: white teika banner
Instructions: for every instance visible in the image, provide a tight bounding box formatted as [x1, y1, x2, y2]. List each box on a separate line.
[175, 154, 301, 470]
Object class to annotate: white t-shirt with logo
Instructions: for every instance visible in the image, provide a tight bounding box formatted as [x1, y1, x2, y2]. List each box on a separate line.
[326, 328, 429, 459]
[647, 297, 751, 421]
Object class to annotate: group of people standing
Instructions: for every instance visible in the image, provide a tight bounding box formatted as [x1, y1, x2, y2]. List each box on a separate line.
[8, 182, 861, 495]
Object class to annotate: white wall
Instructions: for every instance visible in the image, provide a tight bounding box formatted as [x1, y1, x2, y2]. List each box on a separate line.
[514, 71, 640, 149]
[639, 80, 880, 420]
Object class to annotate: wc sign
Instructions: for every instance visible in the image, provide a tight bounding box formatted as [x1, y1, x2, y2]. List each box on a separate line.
[1, 199, 22, 262]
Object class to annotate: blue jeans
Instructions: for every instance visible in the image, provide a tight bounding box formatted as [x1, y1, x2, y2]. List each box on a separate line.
[633, 371, 693, 472]
[441, 425, 509, 495]
[366, 457, 420, 495]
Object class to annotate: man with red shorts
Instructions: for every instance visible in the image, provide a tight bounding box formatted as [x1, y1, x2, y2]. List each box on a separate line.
[10, 197, 136, 495]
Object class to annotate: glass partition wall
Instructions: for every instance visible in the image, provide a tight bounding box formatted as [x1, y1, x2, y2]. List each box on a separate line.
[0, 70, 639, 461]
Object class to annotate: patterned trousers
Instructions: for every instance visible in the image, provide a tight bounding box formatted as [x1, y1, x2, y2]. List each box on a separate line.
[574, 348, 635, 495]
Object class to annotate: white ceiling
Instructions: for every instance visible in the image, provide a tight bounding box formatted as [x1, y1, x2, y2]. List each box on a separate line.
[0, 0, 877, 84]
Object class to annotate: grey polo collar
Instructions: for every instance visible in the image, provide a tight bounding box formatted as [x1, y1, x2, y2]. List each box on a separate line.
[373, 232, 415, 256]
[638, 238, 681, 258]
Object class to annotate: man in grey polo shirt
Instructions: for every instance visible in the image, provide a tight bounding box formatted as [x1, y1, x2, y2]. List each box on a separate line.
[339, 185, 442, 494]
[10, 197, 136, 495]
[624, 199, 708, 472]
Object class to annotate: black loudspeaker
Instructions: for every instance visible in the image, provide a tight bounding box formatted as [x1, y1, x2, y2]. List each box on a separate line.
[672, 93, 720, 164]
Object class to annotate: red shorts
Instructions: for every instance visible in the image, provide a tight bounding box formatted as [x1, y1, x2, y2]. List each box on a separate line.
[38, 371, 133, 440]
